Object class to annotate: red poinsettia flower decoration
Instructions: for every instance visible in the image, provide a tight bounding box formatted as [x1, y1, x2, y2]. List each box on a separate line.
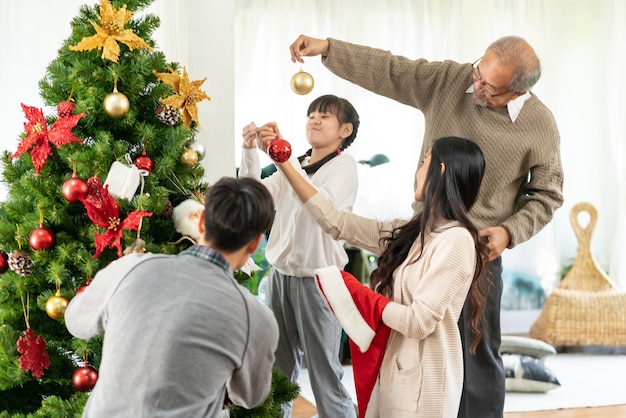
[80, 176, 152, 258]
[9, 103, 85, 176]
[16, 328, 51, 378]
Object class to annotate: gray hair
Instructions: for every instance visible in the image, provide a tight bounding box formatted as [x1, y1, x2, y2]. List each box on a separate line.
[487, 36, 541, 92]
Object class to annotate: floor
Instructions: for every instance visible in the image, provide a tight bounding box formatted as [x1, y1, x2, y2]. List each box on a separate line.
[291, 338, 626, 417]
[291, 397, 626, 418]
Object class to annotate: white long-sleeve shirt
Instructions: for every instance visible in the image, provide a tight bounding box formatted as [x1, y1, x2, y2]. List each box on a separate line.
[239, 148, 358, 277]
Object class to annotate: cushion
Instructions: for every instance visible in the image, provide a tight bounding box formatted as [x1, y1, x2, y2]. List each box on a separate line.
[500, 335, 557, 359]
[502, 353, 561, 392]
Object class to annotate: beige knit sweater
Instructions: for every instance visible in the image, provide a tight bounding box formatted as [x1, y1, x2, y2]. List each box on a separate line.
[323, 39, 564, 248]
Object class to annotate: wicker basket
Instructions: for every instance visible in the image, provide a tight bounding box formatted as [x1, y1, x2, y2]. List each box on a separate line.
[529, 202, 626, 347]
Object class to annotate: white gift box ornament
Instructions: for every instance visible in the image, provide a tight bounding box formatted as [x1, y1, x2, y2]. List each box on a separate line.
[104, 155, 149, 200]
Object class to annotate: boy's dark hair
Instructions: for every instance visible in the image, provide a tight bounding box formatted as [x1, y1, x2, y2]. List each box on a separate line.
[203, 177, 274, 252]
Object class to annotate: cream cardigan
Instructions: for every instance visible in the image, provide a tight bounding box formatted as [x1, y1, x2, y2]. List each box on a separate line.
[305, 193, 476, 417]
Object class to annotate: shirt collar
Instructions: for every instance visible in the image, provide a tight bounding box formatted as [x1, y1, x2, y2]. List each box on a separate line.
[465, 85, 531, 122]
[181, 244, 232, 275]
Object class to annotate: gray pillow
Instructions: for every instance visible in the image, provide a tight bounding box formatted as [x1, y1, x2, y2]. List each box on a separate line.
[503, 353, 561, 392]
[500, 335, 557, 359]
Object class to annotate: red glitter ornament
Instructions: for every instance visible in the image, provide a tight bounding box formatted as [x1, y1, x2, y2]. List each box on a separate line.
[134, 150, 154, 172]
[16, 328, 50, 378]
[73, 364, 99, 392]
[29, 223, 55, 251]
[63, 172, 88, 203]
[57, 100, 76, 118]
[0, 251, 8, 274]
[79, 176, 152, 258]
[10, 104, 85, 176]
[267, 137, 292, 163]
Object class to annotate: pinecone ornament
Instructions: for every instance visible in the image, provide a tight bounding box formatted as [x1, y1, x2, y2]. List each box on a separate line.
[155, 104, 181, 125]
[57, 100, 76, 118]
[8, 250, 33, 277]
[163, 200, 173, 218]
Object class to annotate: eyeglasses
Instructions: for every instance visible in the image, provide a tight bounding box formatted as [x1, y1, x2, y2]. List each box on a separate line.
[471, 57, 510, 98]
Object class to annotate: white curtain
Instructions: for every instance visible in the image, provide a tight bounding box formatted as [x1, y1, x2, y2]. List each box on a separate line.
[233, 0, 626, 289]
[1, 0, 624, 288]
[607, 0, 626, 289]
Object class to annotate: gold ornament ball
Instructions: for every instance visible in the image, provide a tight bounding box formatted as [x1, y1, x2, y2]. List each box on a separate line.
[179, 147, 199, 167]
[290, 70, 315, 95]
[103, 92, 130, 118]
[46, 293, 69, 320]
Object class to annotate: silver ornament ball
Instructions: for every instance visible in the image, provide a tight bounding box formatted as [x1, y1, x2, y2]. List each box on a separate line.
[187, 140, 206, 161]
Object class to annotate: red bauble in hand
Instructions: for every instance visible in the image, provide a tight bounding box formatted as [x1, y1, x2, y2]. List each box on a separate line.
[62, 172, 88, 203]
[134, 150, 154, 172]
[267, 137, 292, 163]
[29, 224, 55, 251]
[73, 364, 98, 392]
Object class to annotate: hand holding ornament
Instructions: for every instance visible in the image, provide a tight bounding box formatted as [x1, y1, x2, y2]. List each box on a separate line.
[261, 124, 291, 163]
[249, 122, 292, 163]
[289, 35, 330, 64]
[255, 122, 281, 151]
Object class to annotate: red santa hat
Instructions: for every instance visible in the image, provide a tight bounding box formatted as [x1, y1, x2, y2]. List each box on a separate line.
[314, 266, 391, 418]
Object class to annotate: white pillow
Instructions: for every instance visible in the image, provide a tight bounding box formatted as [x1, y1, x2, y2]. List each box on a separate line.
[503, 353, 561, 392]
[500, 335, 557, 359]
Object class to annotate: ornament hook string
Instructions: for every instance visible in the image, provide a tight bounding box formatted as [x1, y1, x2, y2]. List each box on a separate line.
[20, 291, 30, 330]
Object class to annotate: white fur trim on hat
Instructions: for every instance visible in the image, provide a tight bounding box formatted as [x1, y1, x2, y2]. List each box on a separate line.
[314, 265, 376, 352]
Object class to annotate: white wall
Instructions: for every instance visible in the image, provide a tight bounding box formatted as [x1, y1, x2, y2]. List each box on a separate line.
[0, 0, 235, 189]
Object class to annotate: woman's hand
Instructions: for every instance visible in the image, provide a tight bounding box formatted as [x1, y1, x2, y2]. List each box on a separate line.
[256, 122, 282, 153]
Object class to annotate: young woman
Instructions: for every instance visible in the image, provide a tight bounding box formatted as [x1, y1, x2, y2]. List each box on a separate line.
[264, 135, 491, 418]
[239, 94, 360, 418]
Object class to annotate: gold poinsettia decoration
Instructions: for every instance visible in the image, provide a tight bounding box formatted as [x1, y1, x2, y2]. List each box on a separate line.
[69, 0, 153, 63]
[153, 66, 211, 128]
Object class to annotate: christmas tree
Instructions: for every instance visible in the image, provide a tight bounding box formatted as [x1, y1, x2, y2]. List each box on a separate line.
[0, 0, 297, 416]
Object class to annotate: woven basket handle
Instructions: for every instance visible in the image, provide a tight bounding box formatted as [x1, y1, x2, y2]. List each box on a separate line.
[569, 202, 596, 256]
[559, 202, 614, 292]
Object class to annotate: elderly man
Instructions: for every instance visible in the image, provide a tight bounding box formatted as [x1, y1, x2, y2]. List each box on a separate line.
[289, 35, 564, 418]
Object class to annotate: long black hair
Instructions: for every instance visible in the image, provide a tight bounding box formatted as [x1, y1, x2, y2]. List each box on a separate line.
[298, 94, 360, 175]
[370, 136, 491, 352]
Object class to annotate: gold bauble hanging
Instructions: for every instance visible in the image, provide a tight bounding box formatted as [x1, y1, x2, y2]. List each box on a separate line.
[103, 88, 130, 118]
[179, 147, 199, 167]
[290, 68, 314, 95]
[46, 291, 69, 320]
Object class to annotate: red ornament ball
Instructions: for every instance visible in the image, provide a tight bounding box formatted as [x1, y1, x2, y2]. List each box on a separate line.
[73, 365, 98, 392]
[62, 173, 88, 203]
[0, 251, 8, 274]
[57, 100, 76, 118]
[267, 137, 292, 163]
[134, 150, 154, 172]
[29, 224, 55, 251]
